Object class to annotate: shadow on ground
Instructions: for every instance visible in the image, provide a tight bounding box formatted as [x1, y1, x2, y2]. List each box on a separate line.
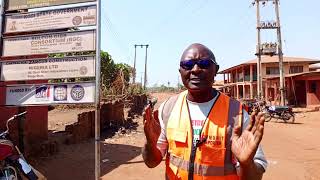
[31, 141, 141, 180]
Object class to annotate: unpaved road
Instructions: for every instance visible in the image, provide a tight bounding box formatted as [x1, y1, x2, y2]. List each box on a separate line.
[32, 92, 320, 180]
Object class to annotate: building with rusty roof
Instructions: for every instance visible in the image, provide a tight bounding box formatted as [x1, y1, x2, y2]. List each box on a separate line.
[218, 56, 320, 107]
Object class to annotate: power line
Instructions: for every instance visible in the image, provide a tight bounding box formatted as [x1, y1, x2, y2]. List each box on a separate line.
[102, 10, 131, 64]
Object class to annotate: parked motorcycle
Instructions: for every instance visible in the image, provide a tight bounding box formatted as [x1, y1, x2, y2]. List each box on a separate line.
[0, 111, 45, 180]
[263, 105, 295, 123]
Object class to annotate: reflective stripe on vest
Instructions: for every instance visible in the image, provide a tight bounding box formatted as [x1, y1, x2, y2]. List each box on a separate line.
[165, 91, 242, 180]
[169, 154, 237, 176]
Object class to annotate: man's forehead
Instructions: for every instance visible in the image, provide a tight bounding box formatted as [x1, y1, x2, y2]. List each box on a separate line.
[181, 46, 212, 60]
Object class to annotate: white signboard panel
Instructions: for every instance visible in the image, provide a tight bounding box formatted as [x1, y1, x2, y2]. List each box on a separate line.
[5, 6, 96, 33]
[6, 82, 95, 105]
[1, 56, 95, 81]
[2, 30, 96, 57]
[6, 0, 96, 11]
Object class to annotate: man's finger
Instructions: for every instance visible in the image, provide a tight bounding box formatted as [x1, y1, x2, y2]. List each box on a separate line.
[252, 112, 264, 133]
[254, 123, 264, 145]
[232, 125, 242, 141]
[246, 111, 256, 131]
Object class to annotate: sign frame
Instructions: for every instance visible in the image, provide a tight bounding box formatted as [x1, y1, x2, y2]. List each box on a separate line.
[2, 29, 96, 57]
[1, 55, 96, 81]
[4, 5, 97, 34]
[5, 81, 95, 106]
[6, 0, 96, 11]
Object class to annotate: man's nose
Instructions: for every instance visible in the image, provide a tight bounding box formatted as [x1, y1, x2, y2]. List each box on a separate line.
[191, 64, 201, 74]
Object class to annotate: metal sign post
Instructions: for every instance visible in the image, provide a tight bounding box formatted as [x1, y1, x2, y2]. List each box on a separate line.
[94, 0, 101, 179]
[0, 0, 4, 55]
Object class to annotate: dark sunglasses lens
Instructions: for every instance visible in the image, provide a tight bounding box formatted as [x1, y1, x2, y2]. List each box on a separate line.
[180, 60, 195, 70]
[197, 59, 211, 69]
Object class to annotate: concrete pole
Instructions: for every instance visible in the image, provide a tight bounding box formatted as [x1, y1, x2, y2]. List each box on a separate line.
[236, 70, 238, 83]
[236, 85, 239, 99]
[275, 0, 285, 106]
[227, 73, 230, 83]
[0, 0, 4, 56]
[250, 84, 253, 99]
[242, 66, 245, 82]
[256, 0, 263, 100]
[133, 45, 137, 84]
[144, 45, 149, 90]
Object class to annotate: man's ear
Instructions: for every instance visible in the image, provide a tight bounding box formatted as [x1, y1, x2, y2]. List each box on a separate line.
[216, 65, 220, 74]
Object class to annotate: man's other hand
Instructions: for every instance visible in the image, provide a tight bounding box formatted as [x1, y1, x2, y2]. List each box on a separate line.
[143, 105, 161, 145]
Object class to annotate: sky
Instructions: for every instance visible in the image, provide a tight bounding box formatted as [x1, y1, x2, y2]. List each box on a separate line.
[102, 0, 320, 87]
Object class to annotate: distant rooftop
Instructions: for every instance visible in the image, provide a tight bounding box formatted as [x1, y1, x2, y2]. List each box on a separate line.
[309, 63, 320, 69]
[219, 56, 320, 74]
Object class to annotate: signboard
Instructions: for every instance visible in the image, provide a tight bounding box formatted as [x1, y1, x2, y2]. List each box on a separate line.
[5, 5, 96, 33]
[1, 56, 95, 81]
[6, 82, 95, 105]
[6, 0, 96, 11]
[2, 30, 96, 57]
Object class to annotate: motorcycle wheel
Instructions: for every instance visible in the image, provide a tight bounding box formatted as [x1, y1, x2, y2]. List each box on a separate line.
[264, 113, 272, 122]
[1, 166, 22, 180]
[281, 112, 295, 123]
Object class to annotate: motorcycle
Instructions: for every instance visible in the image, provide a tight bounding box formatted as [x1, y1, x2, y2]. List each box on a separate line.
[263, 105, 295, 123]
[0, 111, 45, 180]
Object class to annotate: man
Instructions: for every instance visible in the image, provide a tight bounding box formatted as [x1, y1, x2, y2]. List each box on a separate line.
[142, 43, 267, 180]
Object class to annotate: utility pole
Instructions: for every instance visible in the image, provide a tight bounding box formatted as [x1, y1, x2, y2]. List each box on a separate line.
[144, 44, 149, 90]
[256, 0, 263, 100]
[0, 0, 4, 56]
[133, 44, 149, 89]
[275, 0, 285, 106]
[133, 45, 137, 84]
[254, 0, 285, 105]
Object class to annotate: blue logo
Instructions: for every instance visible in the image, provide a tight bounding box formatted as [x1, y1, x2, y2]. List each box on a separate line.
[54, 85, 67, 101]
[71, 85, 85, 101]
[35, 86, 50, 99]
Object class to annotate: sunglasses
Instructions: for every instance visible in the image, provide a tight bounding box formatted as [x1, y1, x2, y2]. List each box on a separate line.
[180, 59, 215, 70]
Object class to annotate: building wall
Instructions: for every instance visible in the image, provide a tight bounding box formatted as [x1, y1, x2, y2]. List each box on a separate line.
[306, 80, 320, 106]
[262, 62, 309, 78]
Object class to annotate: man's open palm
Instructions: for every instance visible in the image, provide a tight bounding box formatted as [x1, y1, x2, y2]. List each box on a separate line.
[231, 112, 265, 165]
[143, 105, 161, 145]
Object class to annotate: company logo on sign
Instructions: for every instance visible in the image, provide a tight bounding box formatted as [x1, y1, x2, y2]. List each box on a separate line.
[71, 85, 85, 101]
[35, 86, 50, 99]
[54, 85, 68, 101]
[72, 16, 82, 26]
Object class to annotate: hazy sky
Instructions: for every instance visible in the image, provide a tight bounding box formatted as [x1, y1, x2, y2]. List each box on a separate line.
[101, 0, 320, 87]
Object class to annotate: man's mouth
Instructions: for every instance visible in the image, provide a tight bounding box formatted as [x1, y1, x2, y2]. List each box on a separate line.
[190, 78, 202, 83]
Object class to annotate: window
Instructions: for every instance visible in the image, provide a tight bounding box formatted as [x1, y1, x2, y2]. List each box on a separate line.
[289, 66, 303, 74]
[266, 67, 279, 75]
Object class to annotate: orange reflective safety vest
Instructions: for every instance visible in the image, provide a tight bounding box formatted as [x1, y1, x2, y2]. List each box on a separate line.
[165, 91, 243, 180]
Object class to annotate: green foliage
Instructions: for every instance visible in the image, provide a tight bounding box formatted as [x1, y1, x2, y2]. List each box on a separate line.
[100, 51, 117, 88]
[148, 84, 177, 93]
[48, 50, 134, 96]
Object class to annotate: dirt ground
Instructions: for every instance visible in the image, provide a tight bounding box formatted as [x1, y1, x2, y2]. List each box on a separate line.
[31, 92, 320, 180]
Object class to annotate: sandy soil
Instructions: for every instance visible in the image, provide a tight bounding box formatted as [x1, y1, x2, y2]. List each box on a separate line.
[31, 92, 320, 180]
